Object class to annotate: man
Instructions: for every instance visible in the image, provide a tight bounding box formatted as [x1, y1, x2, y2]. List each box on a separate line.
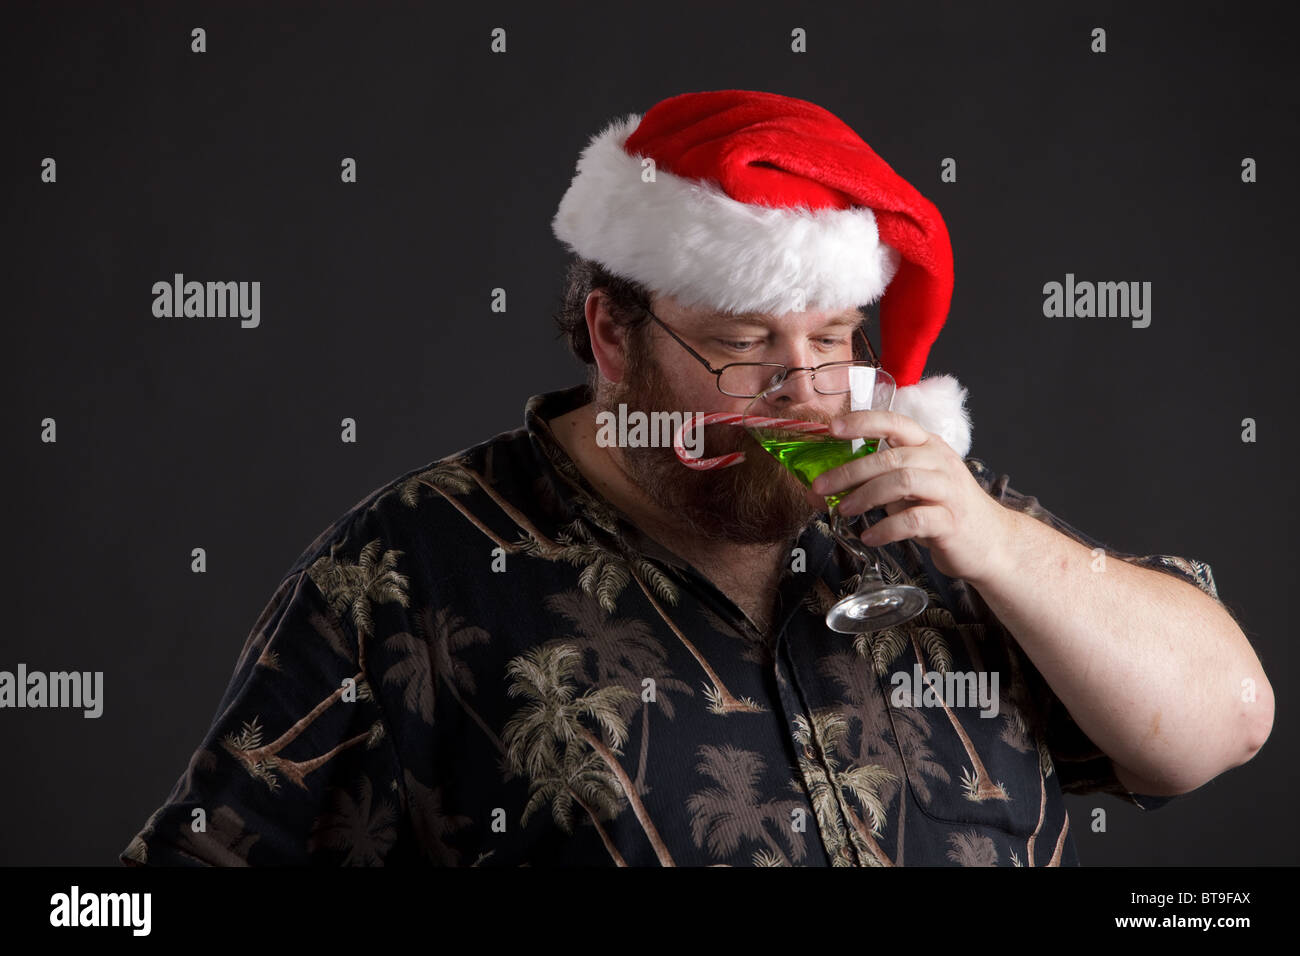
[121, 89, 1271, 867]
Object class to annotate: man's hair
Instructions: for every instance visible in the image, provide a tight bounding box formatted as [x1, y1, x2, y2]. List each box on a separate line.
[553, 257, 653, 392]
[552, 255, 877, 390]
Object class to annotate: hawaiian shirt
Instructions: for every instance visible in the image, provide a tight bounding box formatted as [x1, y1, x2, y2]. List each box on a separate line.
[120, 383, 1226, 867]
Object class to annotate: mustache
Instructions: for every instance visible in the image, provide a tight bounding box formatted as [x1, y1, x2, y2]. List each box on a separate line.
[599, 359, 826, 545]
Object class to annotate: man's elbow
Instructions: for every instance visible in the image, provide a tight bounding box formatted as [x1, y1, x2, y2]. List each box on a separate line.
[1113, 697, 1273, 797]
[1173, 680, 1274, 794]
[1239, 674, 1274, 765]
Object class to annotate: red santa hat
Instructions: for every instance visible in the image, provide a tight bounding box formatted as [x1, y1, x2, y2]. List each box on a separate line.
[551, 88, 973, 459]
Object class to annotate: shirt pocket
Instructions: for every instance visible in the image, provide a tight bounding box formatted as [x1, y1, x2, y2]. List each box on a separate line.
[875, 620, 1050, 839]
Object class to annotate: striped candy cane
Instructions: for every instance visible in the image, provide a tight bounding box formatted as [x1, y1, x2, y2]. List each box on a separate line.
[674, 412, 831, 470]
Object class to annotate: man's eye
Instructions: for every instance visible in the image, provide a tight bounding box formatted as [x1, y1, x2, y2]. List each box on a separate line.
[720, 336, 846, 352]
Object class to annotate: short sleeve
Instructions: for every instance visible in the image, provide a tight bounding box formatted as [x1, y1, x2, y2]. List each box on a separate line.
[963, 457, 1221, 811]
[120, 566, 405, 865]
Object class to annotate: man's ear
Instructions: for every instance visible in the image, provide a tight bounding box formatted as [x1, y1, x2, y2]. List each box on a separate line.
[586, 290, 632, 385]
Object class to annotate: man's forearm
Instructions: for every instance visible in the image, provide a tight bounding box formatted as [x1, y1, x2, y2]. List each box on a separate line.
[966, 505, 1273, 795]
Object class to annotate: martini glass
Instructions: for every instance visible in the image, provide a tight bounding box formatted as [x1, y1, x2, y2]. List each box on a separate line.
[742, 364, 927, 633]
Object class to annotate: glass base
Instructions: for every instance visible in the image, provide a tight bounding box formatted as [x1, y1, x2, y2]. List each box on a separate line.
[825, 584, 928, 634]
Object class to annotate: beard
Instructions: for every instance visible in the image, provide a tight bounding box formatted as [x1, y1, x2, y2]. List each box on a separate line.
[597, 348, 829, 546]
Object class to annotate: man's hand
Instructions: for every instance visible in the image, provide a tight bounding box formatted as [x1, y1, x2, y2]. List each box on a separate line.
[804, 410, 1013, 584]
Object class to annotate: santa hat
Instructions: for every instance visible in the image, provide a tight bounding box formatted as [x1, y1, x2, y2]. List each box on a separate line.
[551, 89, 973, 458]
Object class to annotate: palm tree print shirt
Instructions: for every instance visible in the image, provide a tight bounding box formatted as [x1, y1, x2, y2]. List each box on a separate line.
[121, 384, 1227, 867]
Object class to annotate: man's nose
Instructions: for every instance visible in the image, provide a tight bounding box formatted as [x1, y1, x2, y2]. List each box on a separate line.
[771, 366, 819, 407]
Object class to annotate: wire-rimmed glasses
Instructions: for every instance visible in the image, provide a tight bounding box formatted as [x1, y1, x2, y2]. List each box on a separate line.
[638, 306, 880, 398]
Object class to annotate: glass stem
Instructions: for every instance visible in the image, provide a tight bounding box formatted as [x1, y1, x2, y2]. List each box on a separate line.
[826, 497, 885, 585]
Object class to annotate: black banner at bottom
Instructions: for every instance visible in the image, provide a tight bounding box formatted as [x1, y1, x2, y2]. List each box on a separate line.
[0, 865, 1283, 941]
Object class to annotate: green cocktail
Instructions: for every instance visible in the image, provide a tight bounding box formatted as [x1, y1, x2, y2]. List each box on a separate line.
[757, 435, 880, 508]
[741, 363, 927, 633]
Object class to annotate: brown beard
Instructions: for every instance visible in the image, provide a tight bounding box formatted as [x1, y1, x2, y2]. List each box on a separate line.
[597, 347, 830, 546]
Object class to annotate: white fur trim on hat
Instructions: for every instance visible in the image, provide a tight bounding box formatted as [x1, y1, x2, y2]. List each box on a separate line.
[552, 114, 902, 316]
[892, 374, 973, 459]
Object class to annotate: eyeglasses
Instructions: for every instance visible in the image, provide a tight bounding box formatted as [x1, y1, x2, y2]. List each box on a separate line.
[638, 305, 881, 398]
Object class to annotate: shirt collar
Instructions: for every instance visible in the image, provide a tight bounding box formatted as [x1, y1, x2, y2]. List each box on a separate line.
[523, 383, 690, 570]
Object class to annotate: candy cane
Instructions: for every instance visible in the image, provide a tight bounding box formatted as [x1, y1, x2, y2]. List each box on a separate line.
[674, 412, 831, 470]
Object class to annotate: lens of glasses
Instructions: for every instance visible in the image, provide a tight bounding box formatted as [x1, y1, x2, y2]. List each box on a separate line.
[718, 362, 867, 397]
[809, 364, 854, 394]
[717, 364, 787, 397]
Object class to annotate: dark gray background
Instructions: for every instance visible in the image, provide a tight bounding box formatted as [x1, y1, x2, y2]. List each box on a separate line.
[2, 0, 1294, 865]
